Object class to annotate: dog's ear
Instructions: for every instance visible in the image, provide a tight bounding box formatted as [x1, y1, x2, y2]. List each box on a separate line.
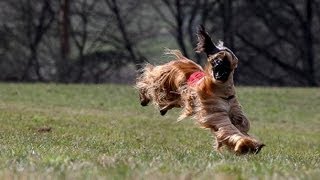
[195, 25, 219, 56]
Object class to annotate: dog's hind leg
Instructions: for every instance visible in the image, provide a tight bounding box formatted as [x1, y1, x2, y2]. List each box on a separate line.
[136, 64, 155, 107]
[138, 88, 150, 106]
[159, 99, 181, 116]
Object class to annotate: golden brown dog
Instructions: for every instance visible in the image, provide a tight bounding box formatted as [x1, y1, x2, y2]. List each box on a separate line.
[136, 26, 264, 154]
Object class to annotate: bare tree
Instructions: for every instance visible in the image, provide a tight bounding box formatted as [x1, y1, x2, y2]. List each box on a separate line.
[150, 0, 190, 58]
[150, 0, 219, 64]
[1, 0, 54, 81]
[236, 0, 319, 86]
[67, 0, 128, 83]
[103, 0, 147, 70]
[69, 0, 97, 82]
[0, 0, 318, 85]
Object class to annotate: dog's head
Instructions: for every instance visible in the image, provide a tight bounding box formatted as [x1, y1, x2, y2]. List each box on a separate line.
[195, 25, 238, 83]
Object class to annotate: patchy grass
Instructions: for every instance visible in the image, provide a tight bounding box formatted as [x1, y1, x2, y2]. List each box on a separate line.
[0, 83, 319, 179]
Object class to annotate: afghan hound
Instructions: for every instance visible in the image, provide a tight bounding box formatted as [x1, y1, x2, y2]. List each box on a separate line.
[136, 26, 264, 155]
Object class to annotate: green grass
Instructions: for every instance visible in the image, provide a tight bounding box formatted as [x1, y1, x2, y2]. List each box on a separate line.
[0, 83, 319, 179]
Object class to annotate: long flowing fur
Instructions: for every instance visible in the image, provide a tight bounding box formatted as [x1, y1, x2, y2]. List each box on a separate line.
[136, 26, 264, 155]
[136, 50, 202, 114]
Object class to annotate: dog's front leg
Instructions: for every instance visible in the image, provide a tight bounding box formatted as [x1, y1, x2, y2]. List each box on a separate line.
[229, 98, 250, 134]
[211, 129, 222, 152]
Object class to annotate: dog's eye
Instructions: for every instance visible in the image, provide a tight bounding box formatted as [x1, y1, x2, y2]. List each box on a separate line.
[212, 58, 231, 70]
[212, 58, 223, 68]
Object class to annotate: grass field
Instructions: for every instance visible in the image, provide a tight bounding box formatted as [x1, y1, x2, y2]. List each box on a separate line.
[0, 83, 319, 179]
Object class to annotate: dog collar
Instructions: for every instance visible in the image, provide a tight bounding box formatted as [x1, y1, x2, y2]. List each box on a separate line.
[187, 71, 205, 86]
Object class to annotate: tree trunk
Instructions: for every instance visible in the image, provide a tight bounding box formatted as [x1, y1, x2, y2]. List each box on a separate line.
[58, 0, 70, 82]
[222, 0, 234, 49]
[187, 0, 201, 64]
[304, 0, 317, 86]
[175, 0, 189, 58]
[222, 0, 236, 81]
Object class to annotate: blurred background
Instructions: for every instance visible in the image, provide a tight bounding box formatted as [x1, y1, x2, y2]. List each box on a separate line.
[0, 0, 319, 86]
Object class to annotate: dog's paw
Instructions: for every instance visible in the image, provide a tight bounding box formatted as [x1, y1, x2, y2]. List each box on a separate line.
[139, 92, 150, 106]
[234, 138, 265, 155]
[140, 99, 150, 106]
[160, 109, 167, 116]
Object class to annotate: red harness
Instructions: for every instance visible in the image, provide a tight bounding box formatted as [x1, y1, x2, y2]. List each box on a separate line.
[187, 71, 205, 86]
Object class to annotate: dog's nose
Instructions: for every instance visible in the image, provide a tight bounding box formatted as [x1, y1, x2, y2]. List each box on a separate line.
[254, 144, 266, 154]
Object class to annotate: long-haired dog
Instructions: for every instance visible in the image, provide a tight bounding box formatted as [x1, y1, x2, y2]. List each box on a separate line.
[136, 26, 265, 155]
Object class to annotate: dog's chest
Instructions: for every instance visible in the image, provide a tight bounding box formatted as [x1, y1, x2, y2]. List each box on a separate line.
[195, 98, 232, 126]
[195, 95, 232, 115]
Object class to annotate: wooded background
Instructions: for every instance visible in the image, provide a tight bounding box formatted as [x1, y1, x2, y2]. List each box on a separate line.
[0, 0, 319, 86]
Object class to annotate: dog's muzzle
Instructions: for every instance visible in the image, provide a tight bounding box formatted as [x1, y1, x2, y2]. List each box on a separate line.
[212, 58, 231, 82]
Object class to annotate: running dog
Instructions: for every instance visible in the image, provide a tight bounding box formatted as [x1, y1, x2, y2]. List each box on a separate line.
[136, 26, 264, 154]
